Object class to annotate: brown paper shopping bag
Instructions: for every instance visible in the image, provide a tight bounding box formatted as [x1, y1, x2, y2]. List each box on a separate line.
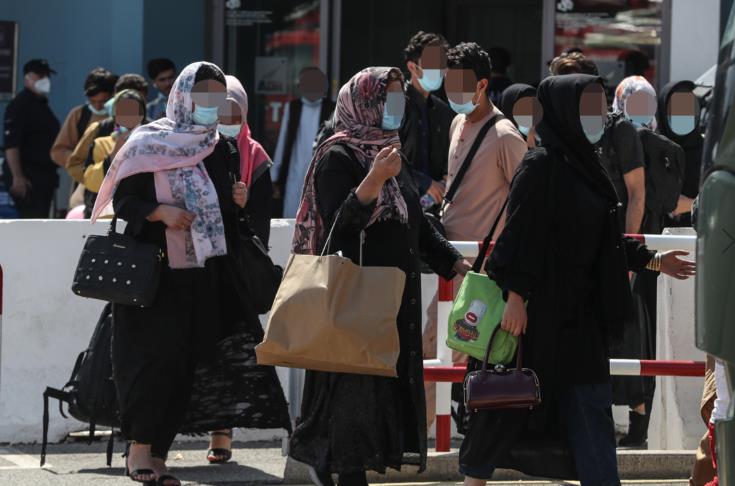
[256, 249, 406, 377]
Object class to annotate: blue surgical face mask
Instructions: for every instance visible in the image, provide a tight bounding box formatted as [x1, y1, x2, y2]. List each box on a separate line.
[668, 115, 695, 135]
[580, 115, 605, 144]
[518, 125, 530, 137]
[449, 97, 479, 115]
[218, 123, 241, 138]
[192, 104, 219, 126]
[88, 102, 109, 116]
[514, 115, 533, 137]
[381, 92, 405, 131]
[628, 115, 653, 128]
[418, 68, 444, 92]
[104, 98, 115, 117]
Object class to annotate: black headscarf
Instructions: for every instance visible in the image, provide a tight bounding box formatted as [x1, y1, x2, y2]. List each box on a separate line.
[657, 80, 701, 146]
[657, 80, 704, 198]
[535, 74, 618, 202]
[500, 83, 536, 128]
[535, 73, 635, 339]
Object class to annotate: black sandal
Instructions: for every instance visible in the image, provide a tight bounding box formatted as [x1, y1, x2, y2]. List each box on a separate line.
[123, 442, 157, 485]
[207, 430, 233, 464]
[157, 474, 181, 486]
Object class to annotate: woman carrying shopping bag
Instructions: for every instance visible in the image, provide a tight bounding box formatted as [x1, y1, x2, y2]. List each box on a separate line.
[286, 66, 469, 486]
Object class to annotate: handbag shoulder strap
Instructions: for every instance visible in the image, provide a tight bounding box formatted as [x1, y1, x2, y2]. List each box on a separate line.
[444, 113, 506, 206]
[471, 196, 509, 273]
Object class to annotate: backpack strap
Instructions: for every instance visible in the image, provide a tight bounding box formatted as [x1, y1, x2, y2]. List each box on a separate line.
[76, 105, 93, 141]
[443, 113, 506, 209]
[41, 387, 71, 467]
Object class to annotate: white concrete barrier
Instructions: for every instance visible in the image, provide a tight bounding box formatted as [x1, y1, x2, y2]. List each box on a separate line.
[0, 220, 704, 450]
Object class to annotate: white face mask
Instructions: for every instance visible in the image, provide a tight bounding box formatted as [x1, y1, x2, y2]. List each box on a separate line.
[34, 77, 51, 95]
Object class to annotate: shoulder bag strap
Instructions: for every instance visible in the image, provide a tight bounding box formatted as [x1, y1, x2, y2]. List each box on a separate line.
[443, 113, 506, 208]
[470, 196, 509, 274]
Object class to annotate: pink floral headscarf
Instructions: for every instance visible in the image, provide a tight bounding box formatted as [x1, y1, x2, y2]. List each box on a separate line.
[92, 61, 228, 269]
[613, 75, 658, 130]
[291, 67, 407, 255]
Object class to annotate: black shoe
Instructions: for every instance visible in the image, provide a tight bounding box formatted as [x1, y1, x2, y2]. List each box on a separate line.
[157, 474, 181, 486]
[338, 471, 368, 486]
[618, 410, 649, 448]
[308, 466, 335, 486]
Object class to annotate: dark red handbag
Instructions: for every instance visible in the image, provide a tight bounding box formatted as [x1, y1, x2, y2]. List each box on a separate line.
[463, 326, 541, 412]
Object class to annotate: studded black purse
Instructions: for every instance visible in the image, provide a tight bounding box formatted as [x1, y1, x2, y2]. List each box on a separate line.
[71, 217, 163, 307]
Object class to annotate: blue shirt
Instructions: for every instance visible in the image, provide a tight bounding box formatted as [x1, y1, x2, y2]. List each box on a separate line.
[146, 92, 168, 120]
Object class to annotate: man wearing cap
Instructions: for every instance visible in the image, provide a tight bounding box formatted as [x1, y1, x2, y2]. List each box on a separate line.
[2, 59, 60, 218]
[50, 67, 116, 168]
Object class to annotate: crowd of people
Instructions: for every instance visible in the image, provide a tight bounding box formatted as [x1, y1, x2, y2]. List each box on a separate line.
[0, 29, 725, 486]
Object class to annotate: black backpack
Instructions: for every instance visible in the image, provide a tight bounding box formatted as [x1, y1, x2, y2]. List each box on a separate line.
[637, 127, 686, 230]
[41, 304, 119, 467]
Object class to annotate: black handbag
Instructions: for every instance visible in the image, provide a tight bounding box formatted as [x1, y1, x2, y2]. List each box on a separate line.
[464, 326, 541, 412]
[71, 216, 163, 307]
[231, 211, 283, 314]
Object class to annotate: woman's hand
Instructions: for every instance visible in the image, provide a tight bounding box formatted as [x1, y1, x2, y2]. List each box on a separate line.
[660, 250, 696, 280]
[453, 258, 472, 276]
[500, 291, 527, 337]
[369, 146, 401, 183]
[355, 146, 402, 205]
[148, 204, 196, 231]
[232, 181, 248, 208]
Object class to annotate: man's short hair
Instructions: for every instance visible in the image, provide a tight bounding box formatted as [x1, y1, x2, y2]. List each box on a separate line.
[446, 42, 493, 81]
[488, 46, 511, 74]
[114, 73, 149, 96]
[549, 52, 599, 76]
[403, 31, 450, 64]
[84, 68, 117, 97]
[147, 58, 176, 79]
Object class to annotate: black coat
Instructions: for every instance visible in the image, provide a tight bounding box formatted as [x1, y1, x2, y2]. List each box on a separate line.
[399, 83, 455, 194]
[288, 144, 461, 474]
[459, 75, 655, 479]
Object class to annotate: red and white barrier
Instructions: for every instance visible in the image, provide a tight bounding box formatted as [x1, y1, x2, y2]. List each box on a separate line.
[423, 359, 706, 383]
[428, 233, 698, 452]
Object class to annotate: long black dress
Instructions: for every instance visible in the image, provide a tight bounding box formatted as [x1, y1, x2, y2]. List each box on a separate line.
[288, 144, 461, 474]
[458, 75, 655, 480]
[112, 138, 289, 456]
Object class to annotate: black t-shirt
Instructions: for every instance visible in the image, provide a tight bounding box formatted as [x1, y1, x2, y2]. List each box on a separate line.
[598, 114, 644, 228]
[3, 89, 61, 189]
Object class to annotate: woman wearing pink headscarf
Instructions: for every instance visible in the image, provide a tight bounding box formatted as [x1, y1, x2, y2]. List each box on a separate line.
[201, 74, 276, 465]
[92, 62, 290, 485]
[288, 67, 469, 486]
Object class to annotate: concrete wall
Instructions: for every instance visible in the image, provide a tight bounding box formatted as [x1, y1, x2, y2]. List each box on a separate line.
[0, 220, 704, 449]
[670, 0, 721, 83]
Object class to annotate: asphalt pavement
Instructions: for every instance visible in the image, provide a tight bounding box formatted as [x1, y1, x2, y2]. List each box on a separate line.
[0, 439, 693, 486]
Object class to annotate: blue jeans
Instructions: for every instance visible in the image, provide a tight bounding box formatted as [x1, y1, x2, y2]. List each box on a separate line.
[460, 383, 620, 486]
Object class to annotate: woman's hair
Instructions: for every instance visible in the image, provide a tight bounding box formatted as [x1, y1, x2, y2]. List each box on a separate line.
[115, 89, 147, 116]
[447, 42, 493, 81]
[194, 63, 226, 86]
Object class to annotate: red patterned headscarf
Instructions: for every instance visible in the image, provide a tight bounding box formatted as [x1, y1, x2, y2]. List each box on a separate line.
[292, 66, 408, 255]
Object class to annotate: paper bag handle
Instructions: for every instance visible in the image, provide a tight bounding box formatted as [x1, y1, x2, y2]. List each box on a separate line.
[320, 208, 366, 266]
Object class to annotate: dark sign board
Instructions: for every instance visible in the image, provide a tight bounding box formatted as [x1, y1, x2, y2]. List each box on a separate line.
[0, 21, 18, 101]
